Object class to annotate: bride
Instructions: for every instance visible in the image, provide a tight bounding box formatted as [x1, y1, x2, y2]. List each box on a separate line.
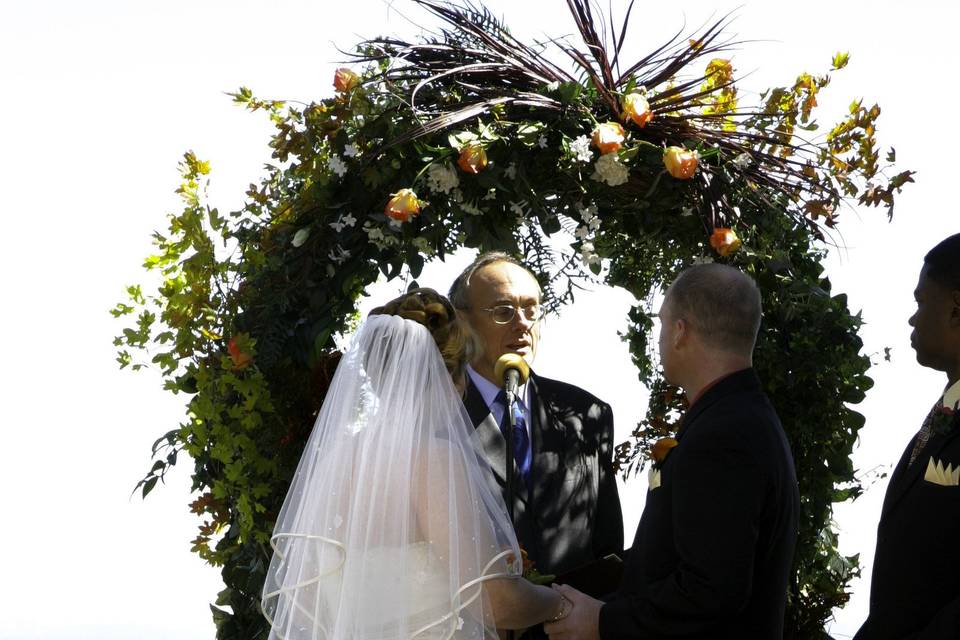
[261, 288, 569, 639]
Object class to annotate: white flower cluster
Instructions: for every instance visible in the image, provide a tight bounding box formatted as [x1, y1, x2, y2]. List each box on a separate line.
[573, 203, 600, 241]
[411, 236, 435, 256]
[364, 223, 399, 250]
[426, 162, 459, 194]
[328, 246, 351, 265]
[459, 201, 483, 216]
[569, 135, 593, 163]
[590, 153, 629, 186]
[343, 144, 360, 158]
[574, 202, 602, 266]
[327, 154, 348, 178]
[329, 213, 357, 233]
[579, 241, 601, 266]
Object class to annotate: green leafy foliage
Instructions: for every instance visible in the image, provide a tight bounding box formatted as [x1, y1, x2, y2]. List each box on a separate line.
[113, 2, 911, 636]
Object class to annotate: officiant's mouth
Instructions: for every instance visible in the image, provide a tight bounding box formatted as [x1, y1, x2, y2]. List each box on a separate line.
[506, 341, 531, 353]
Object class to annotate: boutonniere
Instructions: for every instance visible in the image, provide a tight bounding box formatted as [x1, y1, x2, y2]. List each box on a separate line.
[651, 437, 679, 470]
[931, 404, 958, 437]
[648, 436, 679, 491]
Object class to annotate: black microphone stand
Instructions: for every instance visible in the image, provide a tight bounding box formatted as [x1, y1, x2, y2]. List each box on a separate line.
[505, 387, 517, 640]
[505, 388, 517, 524]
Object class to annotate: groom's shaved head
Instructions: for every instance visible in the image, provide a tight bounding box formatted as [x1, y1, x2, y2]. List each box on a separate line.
[664, 263, 762, 356]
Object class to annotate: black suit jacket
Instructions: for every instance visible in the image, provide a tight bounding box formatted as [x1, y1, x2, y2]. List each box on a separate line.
[464, 371, 624, 576]
[599, 368, 799, 639]
[855, 406, 960, 640]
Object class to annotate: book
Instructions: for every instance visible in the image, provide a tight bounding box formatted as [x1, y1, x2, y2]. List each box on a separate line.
[555, 553, 624, 598]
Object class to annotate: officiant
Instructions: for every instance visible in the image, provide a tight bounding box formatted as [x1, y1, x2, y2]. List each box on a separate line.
[449, 251, 624, 576]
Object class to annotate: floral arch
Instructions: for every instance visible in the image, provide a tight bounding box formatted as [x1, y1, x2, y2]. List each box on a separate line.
[114, 1, 912, 637]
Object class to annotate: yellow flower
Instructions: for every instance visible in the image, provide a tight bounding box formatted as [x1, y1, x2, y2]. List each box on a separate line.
[651, 437, 679, 465]
[709, 228, 742, 256]
[333, 67, 360, 93]
[384, 188, 422, 222]
[663, 146, 699, 179]
[622, 93, 654, 128]
[591, 122, 626, 155]
[457, 144, 488, 174]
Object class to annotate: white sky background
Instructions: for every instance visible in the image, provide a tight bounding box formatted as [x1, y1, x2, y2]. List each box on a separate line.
[0, 1, 956, 638]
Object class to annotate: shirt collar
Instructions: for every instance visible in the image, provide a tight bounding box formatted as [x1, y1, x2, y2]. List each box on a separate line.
[944, 379, 960, 411]
[466, 364, 530, 410]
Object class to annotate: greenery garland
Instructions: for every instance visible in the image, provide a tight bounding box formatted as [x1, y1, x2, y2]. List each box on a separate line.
[113, 1, 912, 637]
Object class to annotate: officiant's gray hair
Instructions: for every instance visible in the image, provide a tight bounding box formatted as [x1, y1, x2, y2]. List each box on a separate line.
[664, 264, 761, 355]
[448, 251, 540, 310]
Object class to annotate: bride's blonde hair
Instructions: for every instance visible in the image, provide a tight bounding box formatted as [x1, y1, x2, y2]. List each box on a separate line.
[369, 288, 476, 386]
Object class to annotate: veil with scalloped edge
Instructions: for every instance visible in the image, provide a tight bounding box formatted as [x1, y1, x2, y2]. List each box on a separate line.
[261, 314, 522, 640]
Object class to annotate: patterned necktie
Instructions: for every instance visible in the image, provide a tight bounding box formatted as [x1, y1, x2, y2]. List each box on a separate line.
[908, 400, 942, 466]
[496, 389, 532, 486]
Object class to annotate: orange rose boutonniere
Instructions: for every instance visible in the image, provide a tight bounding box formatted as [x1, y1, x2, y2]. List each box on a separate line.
[651, 436, 679, 469]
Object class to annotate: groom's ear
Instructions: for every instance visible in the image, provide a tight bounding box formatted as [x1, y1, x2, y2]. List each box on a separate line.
[950, 290, 960, 327]
[673, 318, 689, 348]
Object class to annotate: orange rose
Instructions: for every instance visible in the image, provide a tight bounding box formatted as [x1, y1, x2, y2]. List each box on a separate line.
[333, 67, 360, 93]
[384, 188, 422, 222]
[227, 336, 253, 370]
[622, 93, 654, 128]
[663, 146, 699, 179]
[457, 144, 488, 174]
[651, 437, 679, 464]
[709, 227, 742, 256]
[591, 122, 625, 155]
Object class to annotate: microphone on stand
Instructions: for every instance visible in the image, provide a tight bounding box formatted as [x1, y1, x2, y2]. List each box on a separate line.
[495, 353, 530, 411]
[494, 353, 530, 526]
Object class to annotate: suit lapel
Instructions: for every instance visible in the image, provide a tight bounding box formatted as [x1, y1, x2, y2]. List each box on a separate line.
[881, 425, 960, 521]
[530, 375, 560, 508]
[463, 376, 528, 508]
[529, 374, 584, 512]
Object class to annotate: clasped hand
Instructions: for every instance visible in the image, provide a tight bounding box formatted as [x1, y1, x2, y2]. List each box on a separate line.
[543, 584, 602, 640]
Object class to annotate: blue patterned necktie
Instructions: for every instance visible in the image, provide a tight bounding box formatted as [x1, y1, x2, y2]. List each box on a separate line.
[496, 389, 532, 486]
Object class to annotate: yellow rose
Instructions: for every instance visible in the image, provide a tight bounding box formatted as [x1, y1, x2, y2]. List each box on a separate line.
[384, 188, 422, 222]
[709, 227, 742, 256]
[333, 67, 360, 93]
[591, 122, 626, 155]
[651, 437, 679, 465]
[622, 93, 654, 128]
[457, 143, 488, 174]
[663, 146, 699, 179]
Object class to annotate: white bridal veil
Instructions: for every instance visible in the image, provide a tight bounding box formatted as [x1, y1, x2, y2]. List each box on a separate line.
[262, 314, 522, 640]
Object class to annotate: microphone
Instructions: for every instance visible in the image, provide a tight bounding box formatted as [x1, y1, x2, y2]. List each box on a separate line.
[495, 353, 530, 402]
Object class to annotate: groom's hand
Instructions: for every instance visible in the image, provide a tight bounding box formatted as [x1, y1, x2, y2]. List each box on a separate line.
[544, 584, 601, 640]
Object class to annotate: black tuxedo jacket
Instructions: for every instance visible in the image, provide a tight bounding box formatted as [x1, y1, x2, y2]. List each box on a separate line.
[599, 368, 799, 639]
[463, 371, 624, 576]
[854, 406, 960, 640]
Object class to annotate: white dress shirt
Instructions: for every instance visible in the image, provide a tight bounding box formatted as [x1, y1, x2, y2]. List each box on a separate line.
[466, 364, 533, 439]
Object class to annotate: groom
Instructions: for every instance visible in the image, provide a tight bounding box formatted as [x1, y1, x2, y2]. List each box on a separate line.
[449, 252, 623, 576]
[854, 233, 960, 640]
[546, 264, 799, 639]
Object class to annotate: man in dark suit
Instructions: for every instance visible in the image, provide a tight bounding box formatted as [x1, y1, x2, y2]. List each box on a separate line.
[546, 263, 799, 640]
[449, 252, 623, 576]
[855, 233, 960, 640]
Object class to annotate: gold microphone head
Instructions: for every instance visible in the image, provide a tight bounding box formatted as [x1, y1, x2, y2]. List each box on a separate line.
[494, 353, 530, 386]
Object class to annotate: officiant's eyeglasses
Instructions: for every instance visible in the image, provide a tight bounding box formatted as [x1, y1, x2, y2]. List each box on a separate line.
[481, 304, 544, 324]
